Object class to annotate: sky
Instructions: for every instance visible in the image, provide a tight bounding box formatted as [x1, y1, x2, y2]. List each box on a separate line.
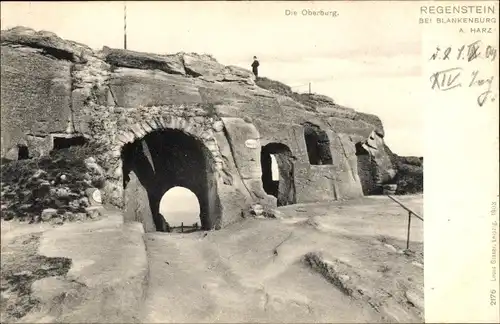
[1, 1, 424, 218]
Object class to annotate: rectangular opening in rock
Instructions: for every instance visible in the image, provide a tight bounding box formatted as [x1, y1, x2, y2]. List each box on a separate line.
[261, 143, 296, 206]
[17, 144, 30, 160]
[52, 136, 88, 150]
[303, 122, 333, 165]
[355, 142, 373, 195]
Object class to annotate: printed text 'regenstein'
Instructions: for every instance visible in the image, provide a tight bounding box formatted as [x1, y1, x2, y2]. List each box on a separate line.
[420, 5, 495, 15]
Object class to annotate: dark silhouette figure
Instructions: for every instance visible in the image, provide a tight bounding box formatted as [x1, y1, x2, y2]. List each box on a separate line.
[251, 56, 260, 78]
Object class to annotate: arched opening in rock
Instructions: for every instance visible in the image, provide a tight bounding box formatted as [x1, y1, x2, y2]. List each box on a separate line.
[303, 122, 333, 165]
[121, 129, 221, 232]
[17, 144, 29, 160]
[355, 142, 373, 195]
[159, 186, 201, 233]
[260, 143, 296, 206]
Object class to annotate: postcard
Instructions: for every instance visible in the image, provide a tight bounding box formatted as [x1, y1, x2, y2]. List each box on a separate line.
[0, 1, 498, 323]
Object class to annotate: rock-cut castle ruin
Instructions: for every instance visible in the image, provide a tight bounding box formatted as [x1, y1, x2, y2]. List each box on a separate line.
[1, 27, 409, 232]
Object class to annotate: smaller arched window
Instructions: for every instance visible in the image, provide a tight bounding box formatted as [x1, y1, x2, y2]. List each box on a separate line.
[260, 143, 296, 206]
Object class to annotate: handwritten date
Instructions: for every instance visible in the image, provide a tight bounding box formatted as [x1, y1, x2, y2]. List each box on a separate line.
[430, 68, 496, 107]
[429, 40, 497, 62]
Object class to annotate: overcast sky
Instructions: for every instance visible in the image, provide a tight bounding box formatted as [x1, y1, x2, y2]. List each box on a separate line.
[1, 1, 423, 157]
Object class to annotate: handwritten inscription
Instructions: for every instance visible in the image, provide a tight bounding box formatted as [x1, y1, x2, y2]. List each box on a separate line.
[429, 40, 497, 62]
[469, 71, 495, 106]
[430, 67, 462, 91]
[429, 39, 497, 107]
[430, 68, 495, 106]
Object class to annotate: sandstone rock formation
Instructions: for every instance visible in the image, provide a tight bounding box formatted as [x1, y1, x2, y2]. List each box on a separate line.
[384, 145, 424, 194]
[1, 27, 411, 231]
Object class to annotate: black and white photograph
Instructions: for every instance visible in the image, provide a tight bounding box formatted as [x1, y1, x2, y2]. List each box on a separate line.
[0, 1, 498, 323]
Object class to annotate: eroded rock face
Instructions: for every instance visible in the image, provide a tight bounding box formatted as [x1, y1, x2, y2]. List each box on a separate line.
[0, 46, 73, 156]
[102, 47, 186, 75]
[124, 171, 156, 232]
[0, 26, 93, 63]
[108, 68, 202, 107]
[1, 26, 403, 230]
[353, 131, 397, 195]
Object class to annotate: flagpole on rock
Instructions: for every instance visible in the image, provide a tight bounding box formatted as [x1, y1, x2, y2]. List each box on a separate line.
[124, 1, 127, 50]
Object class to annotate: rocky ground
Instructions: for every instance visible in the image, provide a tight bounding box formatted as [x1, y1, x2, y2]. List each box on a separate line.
[142, 195, 423, 323]
[0, 194, 423, 323]
[1, 209, 147, 324]
[1, 145, 106, 224]
[0, 221, 66, 322]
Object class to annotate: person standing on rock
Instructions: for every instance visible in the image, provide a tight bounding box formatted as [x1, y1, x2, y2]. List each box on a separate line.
[251, 56, 260, 78]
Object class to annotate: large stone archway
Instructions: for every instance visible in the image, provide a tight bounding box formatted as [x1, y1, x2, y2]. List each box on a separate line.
[260, 143, 296, 206]
[121, 129, 220, 231]
[88, 109, 243, 230]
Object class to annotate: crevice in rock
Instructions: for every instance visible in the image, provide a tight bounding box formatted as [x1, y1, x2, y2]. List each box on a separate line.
[2, 42, 76, 62]
[140, 139, 155, 174]
[221, 127, 257, 201]
[68, 63, 77, 133]
[303, 252, 355, 298]
[105, 56, 185, 76]
[108, 86, 119, 106]
[38, 46, 76, 62]
[332, 179, 339, 200]
[219, 155, 234, 185]
[272, 231, 293, 258]
[25, 134, 46, 139]
[263, 292, 270, 311]
[290, 300, 314, 314]
[185, 69, 204, 78]
[219, 79, 247, 85]
[47, 132, 87, 136]
[333, 132, 357, 182]
[179, 55, 202, 78]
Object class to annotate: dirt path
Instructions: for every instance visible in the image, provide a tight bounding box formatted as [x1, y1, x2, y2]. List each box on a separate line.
[141, 230, 382, 323]
[1, 195, 423, 323]
[141, 195, 424, 323]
